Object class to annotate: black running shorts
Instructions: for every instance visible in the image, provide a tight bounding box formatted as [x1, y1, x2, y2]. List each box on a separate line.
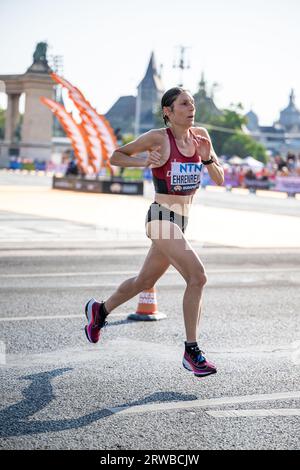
[145, 201, 188, 235]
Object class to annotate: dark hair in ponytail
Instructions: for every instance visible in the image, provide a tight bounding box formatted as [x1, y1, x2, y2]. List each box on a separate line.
[161, 87, 186, 126]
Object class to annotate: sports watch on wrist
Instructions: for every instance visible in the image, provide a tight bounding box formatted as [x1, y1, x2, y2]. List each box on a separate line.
[202, 157, 214, 165]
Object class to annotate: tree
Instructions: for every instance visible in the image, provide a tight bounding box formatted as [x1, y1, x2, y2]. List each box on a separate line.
[14, 113, 23, 142]
[121, 133, 135, 145]
[0, 108, 24, 142]
[154, 104, 164, 128]
[197, 103, 267, 163]
[193, 73, 222, 124]
[0, 107, 5, 140]
[222, 134, 267, 163]
[204, 106, 247, 155]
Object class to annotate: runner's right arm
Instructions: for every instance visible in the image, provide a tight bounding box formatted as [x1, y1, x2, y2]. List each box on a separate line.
[110, 131, 162, 168]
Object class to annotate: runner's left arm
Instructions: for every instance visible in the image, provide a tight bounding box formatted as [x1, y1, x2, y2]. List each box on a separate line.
[195, 127, 224, 186]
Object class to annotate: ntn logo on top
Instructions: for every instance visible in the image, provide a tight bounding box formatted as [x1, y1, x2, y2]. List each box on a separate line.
[179, 163, 202, 172]
[171, 162, 203, 173]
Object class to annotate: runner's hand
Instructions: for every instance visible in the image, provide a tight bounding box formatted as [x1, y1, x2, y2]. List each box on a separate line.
[192, 136, 211, 161]
[146, 146, 162, 168]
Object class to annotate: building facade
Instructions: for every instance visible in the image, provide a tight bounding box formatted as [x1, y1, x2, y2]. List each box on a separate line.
[105, 95, 136, 135]
[193, 73, 222, 123]
[105, 52, 164, 137]
[245, 90, 300, 154]
[134, 52, 164, 135]
[278, 89, 300, 132]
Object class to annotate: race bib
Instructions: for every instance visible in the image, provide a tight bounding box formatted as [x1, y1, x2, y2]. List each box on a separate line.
[170, 162, 203, 192]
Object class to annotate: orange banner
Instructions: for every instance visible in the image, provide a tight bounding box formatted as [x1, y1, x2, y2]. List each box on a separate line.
[40, 97, 89, 174]
[51, 73, 117, 175]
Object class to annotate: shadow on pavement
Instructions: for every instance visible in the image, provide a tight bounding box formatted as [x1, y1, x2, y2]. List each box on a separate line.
[0, 368, 198, 437]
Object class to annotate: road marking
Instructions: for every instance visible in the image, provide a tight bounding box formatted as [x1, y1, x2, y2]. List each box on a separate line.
[0, 271, 140, 278]
[206, 408, 300, 418]
[0, 267, 299, 278]
[0, 283, 132, 289]
[0, 312, 126, 322]
[107, 391, 300, 416]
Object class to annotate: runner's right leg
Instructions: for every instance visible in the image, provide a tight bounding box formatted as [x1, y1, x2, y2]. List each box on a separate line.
[100, 242, 170, 313]
[84, 242, 170, 343]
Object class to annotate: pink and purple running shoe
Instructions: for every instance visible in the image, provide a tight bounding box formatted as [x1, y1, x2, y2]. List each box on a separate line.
[183, 345, 217, 377]
[84, 298, 108, 344]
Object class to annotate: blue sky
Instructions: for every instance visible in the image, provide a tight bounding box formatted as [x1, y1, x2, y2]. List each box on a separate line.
[1, 0, 299, 125]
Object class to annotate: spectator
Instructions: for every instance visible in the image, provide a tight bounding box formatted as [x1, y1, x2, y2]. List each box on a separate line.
[296, 154, 300, 176]
[259, 168, 270, 181]
[238, 167, 246, 186]
[62, 149, 72, 165]
[278, 166, 289, 177]
[245, 168, 256, 180]
[274, 155, 286, 172]
[286, 152, 296, 172]
[65, 153, 79, 176]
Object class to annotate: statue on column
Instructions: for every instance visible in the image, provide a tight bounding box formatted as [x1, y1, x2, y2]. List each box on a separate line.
[27, 42, 52, 73]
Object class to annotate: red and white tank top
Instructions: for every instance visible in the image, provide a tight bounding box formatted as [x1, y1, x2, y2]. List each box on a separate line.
[151, 128, 203, 195]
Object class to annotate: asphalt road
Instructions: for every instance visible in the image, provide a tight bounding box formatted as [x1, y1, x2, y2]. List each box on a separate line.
[0, 171, 299, 451]
[0, 242, 299, 450]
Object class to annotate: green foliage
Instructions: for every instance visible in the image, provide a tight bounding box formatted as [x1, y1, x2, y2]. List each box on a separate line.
[198, 104, 267, 163]
[203, 106, 246, 155]
[14, 113, 23, 141]
[121, 133, 135, 145]
[154, 104, 164, 128]
[194, 100, 217, 125]
[0, 107, 5, 140]
[121, 168, 143, 180]
[219, 107, 247, 129]
[0, 108, 24, 141]
[22, 161, 35, 170]
[222, 134, 267, 163]
[114, 133, 144, 179]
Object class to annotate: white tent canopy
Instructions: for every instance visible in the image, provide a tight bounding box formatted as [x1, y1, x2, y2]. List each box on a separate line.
[243, 156, 264, 168]
[228, 156, 243, 165]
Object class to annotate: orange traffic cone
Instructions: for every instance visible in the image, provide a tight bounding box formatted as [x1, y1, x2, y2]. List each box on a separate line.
[127, 287, 167, 321]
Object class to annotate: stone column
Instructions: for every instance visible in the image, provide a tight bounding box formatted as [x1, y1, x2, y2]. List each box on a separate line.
[0, 76, 23, 167]
[4, 93, 20, 142]
[20, 73, 54, 161]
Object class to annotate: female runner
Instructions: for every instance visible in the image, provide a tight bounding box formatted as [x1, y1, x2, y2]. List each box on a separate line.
[84, 87, 224, 378]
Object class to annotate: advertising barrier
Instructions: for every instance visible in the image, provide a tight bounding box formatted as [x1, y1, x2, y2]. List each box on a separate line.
[224, 173, 241, 188]
[52, 176, 144, 195]
[244, 178, 273, 191]
[202, 171, 240, 188]
[274, 176, 300, 195]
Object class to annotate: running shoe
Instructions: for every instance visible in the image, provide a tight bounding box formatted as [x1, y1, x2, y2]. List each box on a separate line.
[84, 298, 108, 344]
[183, 345, 217, 377]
